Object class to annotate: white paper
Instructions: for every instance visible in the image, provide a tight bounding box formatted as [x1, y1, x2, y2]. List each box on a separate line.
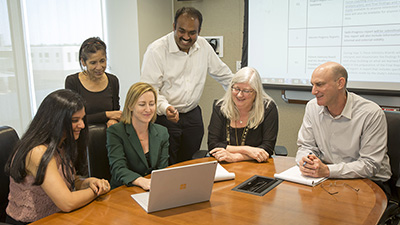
[214, 163, 235, 182]
[274, 165, 327, 186]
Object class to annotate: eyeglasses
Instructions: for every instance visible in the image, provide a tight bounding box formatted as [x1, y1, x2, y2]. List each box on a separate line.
[321, 181, 359, 195]
[231, 86, 254, 95]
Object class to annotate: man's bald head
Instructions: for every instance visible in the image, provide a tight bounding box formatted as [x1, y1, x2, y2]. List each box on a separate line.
[314, 62, 348, 87]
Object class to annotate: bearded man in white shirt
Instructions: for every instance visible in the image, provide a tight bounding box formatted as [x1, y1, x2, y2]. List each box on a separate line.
[140, 7, 233, 165]
[296, 61, 391, 196]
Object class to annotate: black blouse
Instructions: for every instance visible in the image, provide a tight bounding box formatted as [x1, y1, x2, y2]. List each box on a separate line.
[65, 72, 120, 125]
[207, 100, 279, 156]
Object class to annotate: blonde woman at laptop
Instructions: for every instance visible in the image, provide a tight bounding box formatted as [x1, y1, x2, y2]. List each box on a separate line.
[107, 82, 169, 190]
[208, 67, 278, 163]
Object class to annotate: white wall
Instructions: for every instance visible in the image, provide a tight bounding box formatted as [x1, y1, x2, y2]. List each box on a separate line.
[104, 0, 141, 107]
[137, 0, 173, 65]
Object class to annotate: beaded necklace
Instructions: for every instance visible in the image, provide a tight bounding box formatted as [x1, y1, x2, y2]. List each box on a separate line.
[226, 119, 248, 146]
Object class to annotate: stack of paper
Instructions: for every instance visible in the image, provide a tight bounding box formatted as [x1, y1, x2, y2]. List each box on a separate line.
[274, 165, 327, 186]
[214, 163, 235, 182]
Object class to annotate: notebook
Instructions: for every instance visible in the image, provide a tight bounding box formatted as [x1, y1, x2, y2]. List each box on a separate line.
[131, 161, 218, 213]
[214, 163, 235, 182]
[274, 165, 327, 186]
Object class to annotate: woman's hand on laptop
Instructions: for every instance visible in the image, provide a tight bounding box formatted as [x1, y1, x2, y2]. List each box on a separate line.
[133, 177, 151, 191]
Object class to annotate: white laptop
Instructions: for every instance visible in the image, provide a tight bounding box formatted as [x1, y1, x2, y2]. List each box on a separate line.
[131, 161, 218, 213]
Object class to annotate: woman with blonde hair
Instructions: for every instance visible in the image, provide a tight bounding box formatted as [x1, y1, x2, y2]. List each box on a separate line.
[208, 67, 278, 163]
[107, 82, 169, 190]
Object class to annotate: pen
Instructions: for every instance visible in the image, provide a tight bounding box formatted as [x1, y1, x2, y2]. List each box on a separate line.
[302, 152, 313, 166]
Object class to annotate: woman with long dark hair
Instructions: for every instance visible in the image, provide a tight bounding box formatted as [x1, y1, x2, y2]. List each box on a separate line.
[5, 89, 110, 224]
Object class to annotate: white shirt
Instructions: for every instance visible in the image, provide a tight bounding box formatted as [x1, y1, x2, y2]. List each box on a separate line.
[140, 32, 233, 115]
[296, 92, 391, 182]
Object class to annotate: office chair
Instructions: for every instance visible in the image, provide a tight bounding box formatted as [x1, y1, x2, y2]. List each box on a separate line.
[87, 124, 111, 181]
[274, 145, 288, 156]
[192, 149, 209, 159]
[378, 111, 400, 225]
[0, 126, 19, 222]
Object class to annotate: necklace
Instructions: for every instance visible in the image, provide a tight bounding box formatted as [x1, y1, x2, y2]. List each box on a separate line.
[226, 119, 248, 146]
[238, 114, 247, 124]
[136, 125, 148, 142]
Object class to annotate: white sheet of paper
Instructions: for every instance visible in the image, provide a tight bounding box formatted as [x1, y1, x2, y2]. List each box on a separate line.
[274, 165, 327, 186]
[214, 163, 235, 182]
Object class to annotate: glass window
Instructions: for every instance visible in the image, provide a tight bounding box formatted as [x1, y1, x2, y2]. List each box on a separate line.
[0, 0, 103, 135]
[0, 0, 24, 134]
[25, 0, 103, 108]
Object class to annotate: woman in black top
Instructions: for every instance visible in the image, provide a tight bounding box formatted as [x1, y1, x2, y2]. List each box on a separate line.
[208, 67, 278, 163]
[65, 37, 121, 127]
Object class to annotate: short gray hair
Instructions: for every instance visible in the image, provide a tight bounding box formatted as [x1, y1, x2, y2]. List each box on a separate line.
[218, 67, 274, 129]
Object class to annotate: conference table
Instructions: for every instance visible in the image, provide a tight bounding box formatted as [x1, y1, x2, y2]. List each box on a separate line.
[32, 156, 386, 225]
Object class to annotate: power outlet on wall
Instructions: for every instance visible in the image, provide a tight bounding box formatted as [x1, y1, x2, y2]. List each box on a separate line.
[204, 36, 223, 57]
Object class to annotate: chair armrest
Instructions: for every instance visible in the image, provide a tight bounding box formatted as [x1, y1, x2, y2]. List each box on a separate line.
[192, 150, 209, 159]
[274, 146, 288, 156]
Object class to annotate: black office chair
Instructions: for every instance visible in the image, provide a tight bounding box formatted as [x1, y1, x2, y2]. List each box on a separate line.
[0, 126, 19, 222]
[87, 124, 111, 181]
[274, 145, 288, 156]
[378, 111, 400, 225]
[192, 149, 209, 159]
